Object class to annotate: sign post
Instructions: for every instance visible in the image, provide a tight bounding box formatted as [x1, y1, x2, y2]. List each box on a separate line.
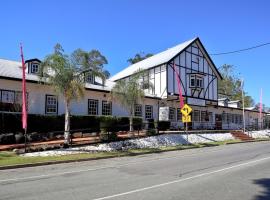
[181, 104, 192, 144]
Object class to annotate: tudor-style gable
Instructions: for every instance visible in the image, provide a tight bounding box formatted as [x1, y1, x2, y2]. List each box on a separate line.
[167, 38, 222, 105]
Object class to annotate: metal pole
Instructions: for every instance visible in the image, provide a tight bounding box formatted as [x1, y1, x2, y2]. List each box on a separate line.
[186, 121, 188, 144]
[24, 128, 27, 153]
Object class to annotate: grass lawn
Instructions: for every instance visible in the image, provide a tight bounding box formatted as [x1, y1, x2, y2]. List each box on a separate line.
[0, 139, 268, 168]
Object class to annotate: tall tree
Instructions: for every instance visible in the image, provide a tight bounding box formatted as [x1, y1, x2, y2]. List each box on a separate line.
[39, 44, 109, 147]
[218, 64, 254, 107]
[127, 52, 153, 64]
[111, 70, 152, 131]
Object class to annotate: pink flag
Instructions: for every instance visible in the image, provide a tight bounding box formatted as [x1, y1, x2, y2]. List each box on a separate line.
[20, 43, 27, 130]
[259, 88, 263, 121]
[173, 63, 184, 108]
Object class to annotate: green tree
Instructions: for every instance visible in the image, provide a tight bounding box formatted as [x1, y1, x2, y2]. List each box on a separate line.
[127, 52, 153, 64]
[218, 64, 254, 107]
[111, 70, 152, 131]
[39, 44, 109, 147]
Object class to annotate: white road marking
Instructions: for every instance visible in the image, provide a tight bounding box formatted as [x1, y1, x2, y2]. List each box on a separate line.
[0, 142, 268, 183]
[92, 156, 270, 200]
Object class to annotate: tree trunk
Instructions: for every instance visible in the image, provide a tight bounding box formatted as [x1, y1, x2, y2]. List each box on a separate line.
[129, 115, 134, 132]
[64, 100, 71, 148]
[129, 106, 134, 132]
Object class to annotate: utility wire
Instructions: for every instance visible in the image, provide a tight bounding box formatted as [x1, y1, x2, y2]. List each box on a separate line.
[210, 42, 270, 56]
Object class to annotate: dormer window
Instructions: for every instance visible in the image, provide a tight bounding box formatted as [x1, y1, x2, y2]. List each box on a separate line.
[190, 74, 204, 89]
[31, 63, 39, 74]
[25, 58, 41, 74]
[85, 73, 94, 84]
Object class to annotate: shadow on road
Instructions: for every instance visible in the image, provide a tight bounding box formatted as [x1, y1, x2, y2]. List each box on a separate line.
[253, 178, 270, 200]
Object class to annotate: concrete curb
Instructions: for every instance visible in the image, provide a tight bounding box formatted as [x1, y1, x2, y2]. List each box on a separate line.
[1, 139, 269, 171]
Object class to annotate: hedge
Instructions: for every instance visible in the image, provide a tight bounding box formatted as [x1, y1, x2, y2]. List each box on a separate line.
[0, 113, 143, 135]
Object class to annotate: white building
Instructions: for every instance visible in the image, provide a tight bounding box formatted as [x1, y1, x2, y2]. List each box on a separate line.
[0, 37, 267, 130]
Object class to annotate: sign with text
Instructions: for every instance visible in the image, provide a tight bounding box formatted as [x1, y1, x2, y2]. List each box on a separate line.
[182, 115, 191, 123]
[159, 107, 169, 121]
[187, 98, 206, 106]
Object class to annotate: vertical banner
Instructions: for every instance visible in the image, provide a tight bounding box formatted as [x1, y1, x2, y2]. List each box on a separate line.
[259, 88, 263, 128]
[173, 63, 184, 108]
[20, 43, 27, 131]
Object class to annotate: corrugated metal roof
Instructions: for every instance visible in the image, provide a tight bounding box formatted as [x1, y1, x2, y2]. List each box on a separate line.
[0, 58, 114, 91]
[110, 38, 197, 81]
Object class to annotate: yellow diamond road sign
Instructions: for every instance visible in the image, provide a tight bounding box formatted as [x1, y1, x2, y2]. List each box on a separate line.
[182, 115, 191, 123]
[181, 104, 192, 116]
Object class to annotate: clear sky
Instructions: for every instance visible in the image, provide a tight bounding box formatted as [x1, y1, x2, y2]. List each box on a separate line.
[0, 0, 269, 106]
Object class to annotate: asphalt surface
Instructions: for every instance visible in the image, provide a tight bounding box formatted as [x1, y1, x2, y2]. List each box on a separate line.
[1, 141, 270, 200]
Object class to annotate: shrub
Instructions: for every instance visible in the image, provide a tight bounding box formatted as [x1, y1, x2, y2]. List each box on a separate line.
[100, 132, 118, 142]
[15, 132, 25, 144]
[158, 121, 171, 131]
[146, 129, 156, 136]
[133, 117, 143, 130]
[147, 119, 155, 129]
[0, 133, 16, 144]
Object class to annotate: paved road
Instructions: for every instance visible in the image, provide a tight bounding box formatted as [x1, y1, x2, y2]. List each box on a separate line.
[1, 141, 270, 200]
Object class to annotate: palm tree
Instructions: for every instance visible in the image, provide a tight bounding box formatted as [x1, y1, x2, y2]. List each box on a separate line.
[39, 44, 109, 147]
[111, 70, 152, 132]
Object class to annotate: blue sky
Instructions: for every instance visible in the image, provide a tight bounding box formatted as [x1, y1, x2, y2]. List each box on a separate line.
[0, 0, 269, 105]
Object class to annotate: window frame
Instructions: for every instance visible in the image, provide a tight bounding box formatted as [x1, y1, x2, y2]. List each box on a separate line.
[134, 104, 142, 117]
[31, 63, 39, 74]
[102, 100, 112, 116]
[45, 95, 58, 114]
[88, 99, 99, 115]
[145, 105, 153, 120]
[189, 74, 204, 89]
[169, 107, 175, 121]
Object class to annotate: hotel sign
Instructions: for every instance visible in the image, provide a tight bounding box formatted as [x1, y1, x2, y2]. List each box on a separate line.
[187, 98, 206, 106]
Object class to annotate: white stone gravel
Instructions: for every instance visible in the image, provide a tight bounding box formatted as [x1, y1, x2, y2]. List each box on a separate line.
[21, 132, 234, 157]
[248, 130, 270, 139]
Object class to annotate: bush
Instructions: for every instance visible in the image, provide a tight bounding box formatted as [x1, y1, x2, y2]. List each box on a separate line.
[146, 129, 156, 136]
[100, 116, 119, 132]
[147, 119, 155, 129]
[100, 132, 118, 142]
[15, 132, 25, 144]
[133, 117, 143, 130]
[158, 121, 171, 131]
[0, 133, 16, 144]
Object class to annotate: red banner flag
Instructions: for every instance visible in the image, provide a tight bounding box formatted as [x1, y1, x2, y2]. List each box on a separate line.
[20, 43, 27, 130]
[173, 63, 184, 108]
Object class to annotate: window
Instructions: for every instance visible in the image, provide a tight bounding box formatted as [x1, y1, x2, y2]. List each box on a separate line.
[208, 112, 213, 122]
[1, 90, 15, 103]
[45, 95, 57, 114]
[193, 110, 200, 122]
[177, 108, 182, 121]
[102, 101, 112, 115]
[145, 105, 153, 119]
[169, 107, 175, 121]
[31, 63, 39, 74]
[201, 111, 206, 122]
[190, 74, 203, 88]
[135, 104, 142, 117]
[88, 99, 98, 115]
[0, 90, 28, 112]
[85, 73, 94, 84]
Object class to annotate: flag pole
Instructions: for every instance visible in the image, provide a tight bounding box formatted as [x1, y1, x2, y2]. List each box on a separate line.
[20, 43, 28, 152]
